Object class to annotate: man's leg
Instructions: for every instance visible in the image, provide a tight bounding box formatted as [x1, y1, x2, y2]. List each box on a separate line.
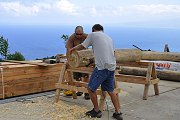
[108, 91, 120, 113]
[87, 88, 99, 111]
[108, 91, 123, 120]
[102, 69, 123, 120]
[85, 87, 102, 118]
[85, 68, 103, 118]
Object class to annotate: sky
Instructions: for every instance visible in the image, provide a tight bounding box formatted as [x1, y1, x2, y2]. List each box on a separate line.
[1, 0, 180, 28]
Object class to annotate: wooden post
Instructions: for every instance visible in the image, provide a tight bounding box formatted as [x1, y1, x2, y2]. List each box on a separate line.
[54, 63, 67, 103]
[67, 71, 77, 99]
[151, 63, 159, 95]
[143, 62, 153, 100]
[143, 84, 150, 100]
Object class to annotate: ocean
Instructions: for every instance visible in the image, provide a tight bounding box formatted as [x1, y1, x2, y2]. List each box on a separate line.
[0, 25, 180, 60]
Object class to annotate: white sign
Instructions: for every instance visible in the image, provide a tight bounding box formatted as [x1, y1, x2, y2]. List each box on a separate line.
[141, 60, 180, 71]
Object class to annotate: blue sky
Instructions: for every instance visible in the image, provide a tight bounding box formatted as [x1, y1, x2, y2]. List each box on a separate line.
[1, 0, 180, 28]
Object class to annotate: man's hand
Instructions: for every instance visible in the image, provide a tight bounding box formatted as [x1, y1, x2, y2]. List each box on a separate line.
[69, 44, 85, 55]
[69, 47, 75, 54]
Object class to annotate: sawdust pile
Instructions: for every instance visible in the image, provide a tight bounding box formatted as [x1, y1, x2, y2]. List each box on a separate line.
[0, 96, 96, 120]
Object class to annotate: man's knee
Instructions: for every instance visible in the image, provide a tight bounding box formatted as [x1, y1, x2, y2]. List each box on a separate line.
[87, 87, 95, 93]
[108, 91, 116, 96]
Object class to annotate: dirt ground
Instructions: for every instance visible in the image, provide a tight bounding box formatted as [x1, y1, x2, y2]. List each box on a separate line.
[0, 80, 180, 120]
[0, 92, 94, 120]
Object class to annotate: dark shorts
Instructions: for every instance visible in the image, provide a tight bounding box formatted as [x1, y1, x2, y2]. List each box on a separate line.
[88, 67, 115, 92]
[73, 72, 88, 80]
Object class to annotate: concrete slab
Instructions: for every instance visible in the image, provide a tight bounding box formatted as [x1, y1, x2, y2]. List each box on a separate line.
[0, 80, 180, 120]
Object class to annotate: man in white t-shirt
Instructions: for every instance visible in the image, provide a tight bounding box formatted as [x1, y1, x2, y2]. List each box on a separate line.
[70, 24, 123, 120]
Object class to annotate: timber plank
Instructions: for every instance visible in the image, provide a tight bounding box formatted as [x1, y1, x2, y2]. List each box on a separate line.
[2, 67, 61, 76]
[67, 67, 94, 74]
[2, 63, 62, 72]
[0, 79, 58, 99]
[0, 63, 63, 99]
[4, 60, 50, 66]
[117, 61, 149, 68]
[1, 72, 60, 81]
[115, 74, 148, 84]
[2, 67, 61, 77]
[0, 75, 59, 86]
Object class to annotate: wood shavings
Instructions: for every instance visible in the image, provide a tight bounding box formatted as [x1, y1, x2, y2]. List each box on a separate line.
[0, 96, 94, 120]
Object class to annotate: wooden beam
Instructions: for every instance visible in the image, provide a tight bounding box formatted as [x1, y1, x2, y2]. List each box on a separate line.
[115, 74, 148, 84]
[67, 67, 94, 74]
[117, 61, 149, 68]
[4, 60, 50, 66]
[148, 78, 159, 84]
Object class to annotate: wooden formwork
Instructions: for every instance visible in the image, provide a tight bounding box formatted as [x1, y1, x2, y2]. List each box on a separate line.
[0, 61, 63, 99]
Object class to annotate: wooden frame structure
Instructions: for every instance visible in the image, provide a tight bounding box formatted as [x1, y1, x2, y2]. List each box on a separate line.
[54, 61, 159, 110]
[54, 63, 121, 111]
[116, 61, 159, 100]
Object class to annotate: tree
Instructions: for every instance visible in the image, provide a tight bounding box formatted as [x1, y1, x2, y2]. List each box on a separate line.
[0, 36, 9, 59]
[0, 36, 25, 61]
[7, 51, 25, 61]
[61, 34, 69, 44]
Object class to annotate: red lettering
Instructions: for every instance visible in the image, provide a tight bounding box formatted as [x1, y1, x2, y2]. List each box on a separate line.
[155, 62, 172, 69]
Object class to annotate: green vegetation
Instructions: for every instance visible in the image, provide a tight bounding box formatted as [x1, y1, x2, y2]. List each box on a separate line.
[0, 36, 25, 61]
[7, 51, 25, 61]
[61, 34, 69, 44]
[0, 36, 9, 59]
[36, 56, 56, 60]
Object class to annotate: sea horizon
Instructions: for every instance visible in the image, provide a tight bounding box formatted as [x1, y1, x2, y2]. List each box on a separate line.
[0, 25, 180, 60]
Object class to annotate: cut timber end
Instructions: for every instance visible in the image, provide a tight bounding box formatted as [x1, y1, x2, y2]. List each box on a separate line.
[67, 50, 80, 68]
[67, 49, 94, 68]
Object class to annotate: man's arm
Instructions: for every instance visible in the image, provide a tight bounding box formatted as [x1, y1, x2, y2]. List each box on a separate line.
[70, 33, 92, 54]
[70, 44, 85, 54]
[66, 35, 74, 56]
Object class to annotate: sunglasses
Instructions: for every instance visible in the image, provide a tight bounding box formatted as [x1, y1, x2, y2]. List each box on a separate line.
[75, 33, 83, 36]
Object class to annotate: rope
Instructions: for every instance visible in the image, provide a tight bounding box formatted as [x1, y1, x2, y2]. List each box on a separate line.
[0, 67, 5, 99]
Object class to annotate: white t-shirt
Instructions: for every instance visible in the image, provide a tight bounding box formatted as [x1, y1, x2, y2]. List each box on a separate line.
[82, 31, 116, 71]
